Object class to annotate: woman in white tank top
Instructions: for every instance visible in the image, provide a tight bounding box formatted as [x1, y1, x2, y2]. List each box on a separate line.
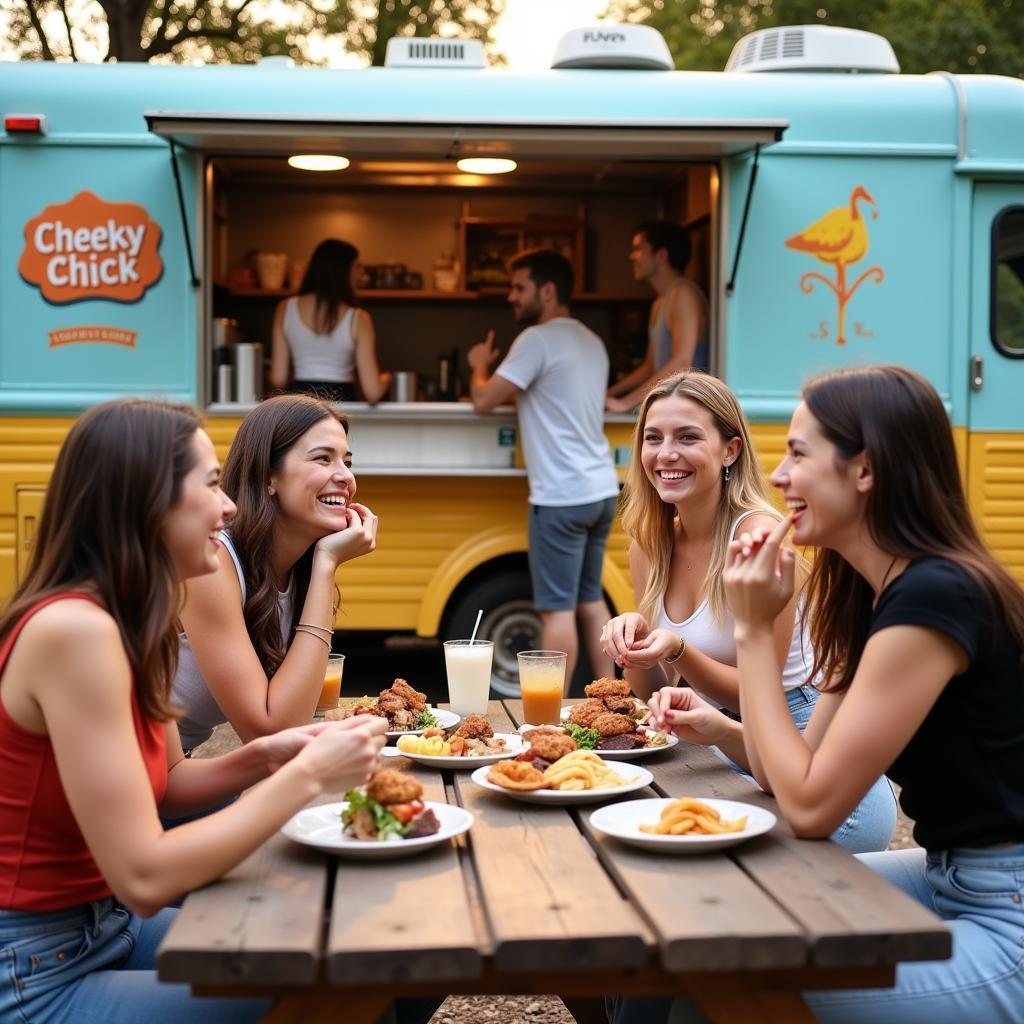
[601, 371, 896, 852]
[270, 239, 391, 404]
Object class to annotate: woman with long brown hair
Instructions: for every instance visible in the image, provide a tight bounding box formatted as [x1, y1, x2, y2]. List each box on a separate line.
[172, 394, 377, 751]
[0, 399, 386, 1021]
[601, 370, 895, 852]
[270, 238, 391, 404]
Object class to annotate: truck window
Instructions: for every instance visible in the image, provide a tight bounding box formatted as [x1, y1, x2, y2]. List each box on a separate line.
[992, 206, 1024, 356]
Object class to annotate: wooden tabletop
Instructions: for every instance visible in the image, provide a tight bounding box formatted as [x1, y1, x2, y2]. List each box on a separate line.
[157, 701, 950, 1023]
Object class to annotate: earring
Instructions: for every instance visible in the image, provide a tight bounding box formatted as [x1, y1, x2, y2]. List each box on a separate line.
[723, 464, 731, 482]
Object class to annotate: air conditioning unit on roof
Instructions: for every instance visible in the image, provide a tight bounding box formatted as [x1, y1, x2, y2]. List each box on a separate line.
[725, 25, 900, 74]
[384, 37, 486, 69]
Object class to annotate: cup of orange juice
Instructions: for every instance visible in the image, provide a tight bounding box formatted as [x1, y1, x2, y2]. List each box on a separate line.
[316, 654, 345, 713]
[517, 650, 566, 725]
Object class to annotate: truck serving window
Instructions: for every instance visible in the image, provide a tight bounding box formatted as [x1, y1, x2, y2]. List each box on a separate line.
[992, 206, 1024, 356]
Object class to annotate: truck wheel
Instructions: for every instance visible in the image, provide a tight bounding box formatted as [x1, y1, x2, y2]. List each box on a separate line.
[446, 572, 540, 698]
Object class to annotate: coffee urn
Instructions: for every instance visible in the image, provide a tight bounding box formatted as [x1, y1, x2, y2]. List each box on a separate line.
[233, 343, 263, 404]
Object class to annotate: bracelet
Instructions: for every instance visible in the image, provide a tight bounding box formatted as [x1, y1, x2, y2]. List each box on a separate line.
[294, 625, 331, 649]
[663, 635, 686, 664]
[296, 621, 334, 636]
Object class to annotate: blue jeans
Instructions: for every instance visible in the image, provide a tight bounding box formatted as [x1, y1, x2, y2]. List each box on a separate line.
[0, 898, 442, 1024]
[0, 898, 268, 1023]
[607, 845, 1024, 1024]
[718, 685, 898, 854]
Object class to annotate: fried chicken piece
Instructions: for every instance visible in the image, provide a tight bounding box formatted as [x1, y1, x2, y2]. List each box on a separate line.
[390, 679, 427, 712]
[454, 715, 494, 740]
[522, 728, 577, 763]
[366, 768, 423, 805]
[353, 704, 388, 719]
[567, 700, 610, 728]
[589, 711, 638, 738]
[603, 695, 640, 717]
[389, 708, 416, 730]
[378, 695, 408, 715]
[487, 759, 547, 791]
[584, 678, 632, 699]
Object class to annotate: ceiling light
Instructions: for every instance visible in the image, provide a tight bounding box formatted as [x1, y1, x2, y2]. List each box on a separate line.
[288, 154, 350, 172]
[456, 158, 517, 175]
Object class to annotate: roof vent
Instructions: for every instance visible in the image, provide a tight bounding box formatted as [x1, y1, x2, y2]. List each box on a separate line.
[725, 25, 899, 74]
[551, 25, 673, 71]
[384, 37, 486, 69]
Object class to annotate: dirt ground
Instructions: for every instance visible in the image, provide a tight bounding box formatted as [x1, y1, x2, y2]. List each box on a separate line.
[195, 725, 915, 1024]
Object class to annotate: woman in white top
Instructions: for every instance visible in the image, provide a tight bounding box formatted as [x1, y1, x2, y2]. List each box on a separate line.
[270, 239, 391, 404]
[601, 370, 896, 852]
[171, 395, 378, 751]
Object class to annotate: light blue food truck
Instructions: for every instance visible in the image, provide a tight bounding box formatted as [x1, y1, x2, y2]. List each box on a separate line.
[2, 23, 1023, 691]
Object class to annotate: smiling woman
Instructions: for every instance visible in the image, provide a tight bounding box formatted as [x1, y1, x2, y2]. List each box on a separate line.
[171, 395, 379, 755]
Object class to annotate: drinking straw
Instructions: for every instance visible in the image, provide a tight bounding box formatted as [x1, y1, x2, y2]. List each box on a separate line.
[470, 609, 483, 645]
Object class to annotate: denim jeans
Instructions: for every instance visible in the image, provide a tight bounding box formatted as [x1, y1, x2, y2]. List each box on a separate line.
[0, 898, 268, 1023]
[717, 684, 898, 854]
[607, 844, 1024, 1024]
[0, 898, 442, 1024]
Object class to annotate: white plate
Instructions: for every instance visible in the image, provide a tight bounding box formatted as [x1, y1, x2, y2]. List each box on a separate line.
[392, 732, 525, 769]
[589, 797, 777, 853]
[516, 723, 678, 761]
[281, 800, 473, 859]
[470, 760, 653, 805]
[385, 707, 461, 739]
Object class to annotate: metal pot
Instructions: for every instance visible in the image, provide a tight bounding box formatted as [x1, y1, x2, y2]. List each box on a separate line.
[392, 371, 418, 403]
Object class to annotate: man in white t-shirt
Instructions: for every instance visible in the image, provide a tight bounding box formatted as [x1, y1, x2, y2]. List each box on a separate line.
[468, 249, 617, 685]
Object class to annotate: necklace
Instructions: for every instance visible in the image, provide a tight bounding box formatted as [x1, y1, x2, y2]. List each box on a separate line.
[878, 555, 900, 595]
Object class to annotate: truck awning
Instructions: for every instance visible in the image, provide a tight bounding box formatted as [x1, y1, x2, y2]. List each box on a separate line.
[144, 112, 787, 160]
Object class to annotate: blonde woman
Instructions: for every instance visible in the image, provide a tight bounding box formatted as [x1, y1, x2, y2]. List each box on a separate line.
[601, 371, 896, 853]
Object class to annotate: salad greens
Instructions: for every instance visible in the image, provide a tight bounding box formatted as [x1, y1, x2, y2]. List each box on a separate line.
[341, 789, 407, 840]
[414, 708, 439, 729]
[564, 724, 600, 749]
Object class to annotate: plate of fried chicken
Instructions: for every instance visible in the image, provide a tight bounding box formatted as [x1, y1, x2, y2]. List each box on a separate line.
[325, 678, 460, 737]
[392, 715, 525, 768]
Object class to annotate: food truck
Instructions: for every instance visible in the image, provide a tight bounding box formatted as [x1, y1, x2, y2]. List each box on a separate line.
[2, 24, 1023, 693]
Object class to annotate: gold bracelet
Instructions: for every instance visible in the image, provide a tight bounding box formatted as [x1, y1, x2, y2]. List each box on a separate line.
[295, 625, 331, 649]
[296, 621, 334, 636]
[663, 635, 686, 664]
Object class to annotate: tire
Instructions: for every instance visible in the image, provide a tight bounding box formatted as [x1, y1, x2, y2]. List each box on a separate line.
[446, 571, 540, 698]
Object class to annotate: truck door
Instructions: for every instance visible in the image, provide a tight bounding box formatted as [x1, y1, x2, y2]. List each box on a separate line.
[967, 183, 1024, 583]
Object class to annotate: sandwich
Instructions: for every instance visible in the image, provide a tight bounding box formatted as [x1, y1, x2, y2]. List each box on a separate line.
[342, 768, 441, 841]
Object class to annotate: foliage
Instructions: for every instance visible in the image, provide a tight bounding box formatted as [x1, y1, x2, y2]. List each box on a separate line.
[6, 0, 505, 65]
[601, 0, 1024, 77]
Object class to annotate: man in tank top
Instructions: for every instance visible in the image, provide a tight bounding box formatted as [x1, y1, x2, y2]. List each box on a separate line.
[606, 220, 709, 412]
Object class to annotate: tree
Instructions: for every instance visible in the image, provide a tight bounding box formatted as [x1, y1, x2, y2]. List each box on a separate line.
[602, 0, 1024, 77]
[5, 0, 505, 65]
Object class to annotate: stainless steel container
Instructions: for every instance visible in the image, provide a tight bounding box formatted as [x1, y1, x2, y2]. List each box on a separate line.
[233, 342, 263, 404]
[392, 371, 418, 402]
[212, 317, 241, 349]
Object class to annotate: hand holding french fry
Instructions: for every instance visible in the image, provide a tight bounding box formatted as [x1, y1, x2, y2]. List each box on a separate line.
[647, 686, 733, 747]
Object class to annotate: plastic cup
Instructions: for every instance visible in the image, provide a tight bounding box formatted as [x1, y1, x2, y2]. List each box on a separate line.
[444, 640, 494, 716]
[316, 654, 345, 713]
[517, 650, 567, 725]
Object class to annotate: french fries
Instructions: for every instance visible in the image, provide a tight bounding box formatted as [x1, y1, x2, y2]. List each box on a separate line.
[542, 750, 632, 791]
[639, 797, 747, 836]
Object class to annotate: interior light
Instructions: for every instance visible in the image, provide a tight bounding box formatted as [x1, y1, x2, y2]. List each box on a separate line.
[456, 158, 517, 175]
[288, 154, 350, 172]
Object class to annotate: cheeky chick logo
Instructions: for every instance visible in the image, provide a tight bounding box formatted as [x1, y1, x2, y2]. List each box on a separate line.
[784, 185, 884, 345]
[19, 191, 162, 305]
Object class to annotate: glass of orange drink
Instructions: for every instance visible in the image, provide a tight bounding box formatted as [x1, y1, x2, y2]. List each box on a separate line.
[517, 650, 567, 725]
[316, 654, 345, 713]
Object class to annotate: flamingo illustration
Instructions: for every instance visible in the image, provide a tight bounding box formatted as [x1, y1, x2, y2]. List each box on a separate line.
[785, 185, 884, 345]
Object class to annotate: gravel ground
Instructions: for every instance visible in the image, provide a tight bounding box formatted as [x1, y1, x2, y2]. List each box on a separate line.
[194, 725, 917, 1024]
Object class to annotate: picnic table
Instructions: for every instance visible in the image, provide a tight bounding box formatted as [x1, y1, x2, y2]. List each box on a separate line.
[157, 700, 951, 1023]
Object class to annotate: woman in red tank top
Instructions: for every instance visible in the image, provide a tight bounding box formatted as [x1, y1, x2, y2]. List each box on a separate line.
[0, 399, 389, 1023]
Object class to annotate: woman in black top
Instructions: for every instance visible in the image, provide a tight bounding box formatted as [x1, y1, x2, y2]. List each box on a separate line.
[614, 365, 1024, 1023]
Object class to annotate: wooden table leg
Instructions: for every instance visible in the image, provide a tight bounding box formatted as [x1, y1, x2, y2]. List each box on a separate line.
[687, 980, 816, 1024]
[262, 992, 392, 1024]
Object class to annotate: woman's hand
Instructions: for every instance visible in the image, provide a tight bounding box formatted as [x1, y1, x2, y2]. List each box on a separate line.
[257, 717, 380, 774]
[313, 501, 378, 567]
[648, 686, 732, 747]
[601, 612, 650, 666]
[723, 514, 796, 635]
[616, 628, 681, 669]
[295, 716, 387, 794]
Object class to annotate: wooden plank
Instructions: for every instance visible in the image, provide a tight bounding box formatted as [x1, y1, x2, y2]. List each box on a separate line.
[652, 743, 952, 968]
[157, 828, 326, 986]
[326, 769, 484, 984]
